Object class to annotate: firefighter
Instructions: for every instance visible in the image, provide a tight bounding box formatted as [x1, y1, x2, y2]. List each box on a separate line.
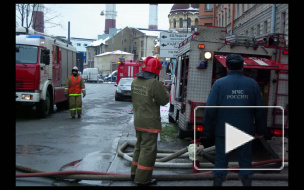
[64, 66, 86, 118]
[202, 54, 266, 186]
[130, 57, 170, 186]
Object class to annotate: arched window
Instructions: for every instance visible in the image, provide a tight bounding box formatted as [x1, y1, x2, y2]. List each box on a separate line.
[179, 18, 183, 28]
[173, 19, 176, 28]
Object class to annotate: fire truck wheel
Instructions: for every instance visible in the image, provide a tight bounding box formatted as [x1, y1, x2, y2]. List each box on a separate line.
[36, 90, 51, 117]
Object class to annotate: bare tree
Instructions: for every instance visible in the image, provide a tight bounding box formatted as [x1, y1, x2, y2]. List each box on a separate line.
[16, 4, 63, 32]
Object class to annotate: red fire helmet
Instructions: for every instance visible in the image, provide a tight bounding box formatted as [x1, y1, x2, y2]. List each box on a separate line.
[142, 56, 162, 75]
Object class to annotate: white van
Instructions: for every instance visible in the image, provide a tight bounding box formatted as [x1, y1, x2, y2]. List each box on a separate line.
[82, 68, 99, 83]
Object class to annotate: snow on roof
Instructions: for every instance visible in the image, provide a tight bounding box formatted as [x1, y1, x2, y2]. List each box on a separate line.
[88, 37, 109, 46]
[138, 29, 161, 37]
[95, 50, 133, 57]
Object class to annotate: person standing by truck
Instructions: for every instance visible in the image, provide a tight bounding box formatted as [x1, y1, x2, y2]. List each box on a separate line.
[64, 66, 86, 118]
[202, 54, 267, 186]
[130, 56, 170, 186]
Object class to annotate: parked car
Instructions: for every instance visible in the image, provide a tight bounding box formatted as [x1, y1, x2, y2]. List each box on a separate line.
[104, 70, 117, 82]
[98, 74, 104, 83]
[114, 78, 134, 101]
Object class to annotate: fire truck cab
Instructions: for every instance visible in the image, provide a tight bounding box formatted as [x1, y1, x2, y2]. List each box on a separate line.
[16, 27, 77, 117]
[116, 58, 143, 84]
[170, 25, 288, 140]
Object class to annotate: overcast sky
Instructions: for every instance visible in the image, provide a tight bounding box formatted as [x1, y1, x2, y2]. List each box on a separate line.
[40, 4, 174, 39]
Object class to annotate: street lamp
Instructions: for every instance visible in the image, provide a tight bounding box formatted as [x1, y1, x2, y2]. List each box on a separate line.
[183, 12, 189, 33]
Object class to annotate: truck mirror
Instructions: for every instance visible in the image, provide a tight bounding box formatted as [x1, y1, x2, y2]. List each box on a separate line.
[43, 54, 50, 65]
[43, 49, 50, 55]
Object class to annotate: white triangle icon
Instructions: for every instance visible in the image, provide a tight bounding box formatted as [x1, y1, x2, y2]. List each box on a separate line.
[225, 122, 254, 154]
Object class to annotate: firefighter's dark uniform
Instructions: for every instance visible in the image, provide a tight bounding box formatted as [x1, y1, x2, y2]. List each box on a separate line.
[203, 54, 266, 185]
[64, 73, 86, 117]
[131, 71, 169, 185]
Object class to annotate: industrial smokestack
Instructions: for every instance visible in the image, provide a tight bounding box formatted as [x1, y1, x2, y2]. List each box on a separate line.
[149, 4, 158, 30]
[32, 4, 44, 33]
[105, 4, 117, 34]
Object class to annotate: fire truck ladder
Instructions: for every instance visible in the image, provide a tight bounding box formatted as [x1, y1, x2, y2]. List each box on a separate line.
[273, 70, 288, 130]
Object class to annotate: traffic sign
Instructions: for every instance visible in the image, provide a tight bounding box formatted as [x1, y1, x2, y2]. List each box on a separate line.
[159, 32, 192, 58]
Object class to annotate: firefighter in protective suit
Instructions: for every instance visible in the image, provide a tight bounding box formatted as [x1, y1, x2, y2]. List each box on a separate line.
[64, 66, 86, 118]
[130, 57, 170, 185]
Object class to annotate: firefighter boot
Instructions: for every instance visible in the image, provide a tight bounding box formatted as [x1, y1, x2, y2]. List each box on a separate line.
[239, 175, 252, 186]
[137, 179, 157, 186]
[213, 175, 226, 186]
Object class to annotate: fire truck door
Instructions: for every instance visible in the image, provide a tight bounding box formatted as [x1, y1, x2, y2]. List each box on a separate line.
[52, 46, 61, 87]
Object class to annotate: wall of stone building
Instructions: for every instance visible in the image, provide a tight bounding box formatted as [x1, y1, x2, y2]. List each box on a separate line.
[169, 13, 199, 33]
[227, 4, 288, 45]
[105, 27, 133, 53]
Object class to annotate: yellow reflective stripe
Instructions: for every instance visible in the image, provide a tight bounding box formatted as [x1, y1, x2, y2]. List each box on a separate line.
[70, 108, 81, 110]
[69, 94, 81, 96]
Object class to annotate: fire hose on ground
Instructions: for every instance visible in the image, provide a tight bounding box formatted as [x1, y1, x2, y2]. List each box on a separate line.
[16, 141, 288, 181]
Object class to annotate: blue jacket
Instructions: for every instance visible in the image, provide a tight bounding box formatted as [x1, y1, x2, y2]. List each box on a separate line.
[203, 71, 267, 137]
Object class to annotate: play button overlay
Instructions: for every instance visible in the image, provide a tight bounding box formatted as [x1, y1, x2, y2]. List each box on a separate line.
[225, 122, 254, 154]
[193, 106, 285, 171]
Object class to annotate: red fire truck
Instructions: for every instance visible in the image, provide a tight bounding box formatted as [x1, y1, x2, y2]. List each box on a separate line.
[16, 27, 77, 117]
[169, 25, 288, 140]
[116, 59, 143, 84]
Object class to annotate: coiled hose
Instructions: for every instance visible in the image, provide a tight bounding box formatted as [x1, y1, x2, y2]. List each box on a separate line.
[16, 141, 288, 181]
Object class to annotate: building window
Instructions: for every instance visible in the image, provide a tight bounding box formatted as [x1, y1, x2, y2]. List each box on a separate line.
[84, 44, 87, 47]
[173, 19, 176, 28]
[263, 20, 268, 34]
[250, 27, 254, 36]
[257, 24, 260, 36]
[77, 43, 81, 46]
[219, 15, 221, 27]
[228, 5, 231, 25]
[205, 4, 213, 11]
[236, 4, 239, 18]
[179, 18, 183, 28]
[280, 12, 286, 34]
[225, 9, 227, 26]
[241, 4, 244, 15]
[141, 40, 144, 47]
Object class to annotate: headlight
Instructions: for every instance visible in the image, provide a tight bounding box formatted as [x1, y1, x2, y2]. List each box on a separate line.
[204, 52, 212, 59]
[22, 94, 33, 100]
[116, 88, 122, 93]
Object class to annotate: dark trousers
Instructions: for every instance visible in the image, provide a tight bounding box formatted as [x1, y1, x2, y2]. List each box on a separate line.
[213, 136, 253, 177]
[131, 130, 158, 184]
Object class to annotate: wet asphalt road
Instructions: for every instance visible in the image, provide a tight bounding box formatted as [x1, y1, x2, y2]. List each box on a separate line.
[16, 82, 133, 186]
[15, 82, 288, 187]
